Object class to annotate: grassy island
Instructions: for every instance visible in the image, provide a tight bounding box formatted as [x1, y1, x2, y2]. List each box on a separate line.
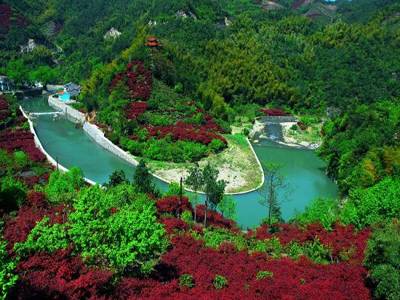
[147, 134, 263, 194]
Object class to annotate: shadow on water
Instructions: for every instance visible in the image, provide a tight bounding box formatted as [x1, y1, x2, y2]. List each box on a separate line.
[21, 97, 338, 229]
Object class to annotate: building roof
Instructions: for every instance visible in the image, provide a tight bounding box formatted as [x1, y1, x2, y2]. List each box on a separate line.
[64, 82, 81, 96]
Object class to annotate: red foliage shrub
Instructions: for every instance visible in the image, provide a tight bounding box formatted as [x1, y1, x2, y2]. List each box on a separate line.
[0, 129, 46, 162]
[126, 101, 148, 120]
[261, 108, 290, 116]
[253, 223, 371, 263]
[203, 114, 224, 132]
[0, 96, 10, 121]
[26, 191, 46, 207]
[13, 248, 113, 300]
[161, 217, 188, 234]
[0, 4, 12, 33]
[156, 196, 193, 217]
[111, 61, 153, 101]
[195, 205, 236, 229]
[146, 121, 227, 145]
[113, 234, 370, 299]
[0, 96, 9, 110]
[3, 203, 68, 252]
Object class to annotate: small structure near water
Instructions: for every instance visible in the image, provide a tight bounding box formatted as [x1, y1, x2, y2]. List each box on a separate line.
[64, 82, 81, 97]
[0, 75, 13, 92]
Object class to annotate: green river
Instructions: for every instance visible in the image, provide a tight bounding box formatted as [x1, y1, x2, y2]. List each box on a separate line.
[21, 97, 338, 229]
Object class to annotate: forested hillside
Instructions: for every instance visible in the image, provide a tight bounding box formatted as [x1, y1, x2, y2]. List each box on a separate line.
[1, 0, 400, 299]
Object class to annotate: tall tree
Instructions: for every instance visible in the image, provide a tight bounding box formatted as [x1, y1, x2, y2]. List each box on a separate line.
[217, 196, 237, 221]
[258, 163, 287, 226]
[202, 164, 226, 227]
[185, 163, 204, 222]
[134, 159, 157, 195]
[106, 170, 128, 187]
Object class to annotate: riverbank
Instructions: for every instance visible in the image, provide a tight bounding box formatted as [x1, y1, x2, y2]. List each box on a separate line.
[280, 122, 322, 150]
[250, 118, 322, 150]
[47, 95, 264, 194]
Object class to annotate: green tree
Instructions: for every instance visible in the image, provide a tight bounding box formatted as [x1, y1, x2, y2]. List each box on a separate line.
[258, 164, 287, 226]
[202, 164, 226, 226]
[17, 184, 169, 275]
[45, 167, 85, 204]
[294, 198, 339, 230]
[134, 160, 157, 195]
[68, 184, 168, 274]
[106, 169, 128, 187]
[185, 163, 204, 221]
[28, 66, 60, 87]
[5, 59, 29, 86]
[217, 196, 237, 221]
[340, 178, 400, 228]
[14, 217, 69, 257]
[364, 220, 400, 300]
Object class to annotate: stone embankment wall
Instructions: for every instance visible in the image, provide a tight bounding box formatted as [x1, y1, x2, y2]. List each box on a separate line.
[48, 95, 139, 166]
[19, 105, 97, 186]
[258, 115, 297, 123]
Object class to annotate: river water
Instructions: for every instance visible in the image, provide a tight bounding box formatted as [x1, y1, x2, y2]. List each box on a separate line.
[21, 97, 338, 229]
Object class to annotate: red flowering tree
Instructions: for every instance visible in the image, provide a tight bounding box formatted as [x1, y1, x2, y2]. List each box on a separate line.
[111, 61, 153, 101]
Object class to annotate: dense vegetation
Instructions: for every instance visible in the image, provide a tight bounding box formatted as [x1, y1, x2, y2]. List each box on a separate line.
[1, 0, 400, 298]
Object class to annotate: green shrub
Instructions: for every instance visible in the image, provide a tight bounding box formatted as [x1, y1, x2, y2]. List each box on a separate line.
[293, 198, 339, 230]
[45, 167, 85, 204]
[0, 237, 18, 300]
[299, 116, 320, 127]
[13, 151, 29, 169]
[203, 228, 247, 251]
[341, 178, 400, 228]
[364, 221, 400, 300]
[14, 217, 69, 257]
[68, 185, 169, 274]
[287, 240, 331, 264]
[208, 139, 226, 153]
[256, 270, 273, 280]
[181, 210, 193, 224]
[0, 176, 27, 212]
[120, 137, 142, 156]
[179, 274, 195, 288]
[213, 275, 228, 289]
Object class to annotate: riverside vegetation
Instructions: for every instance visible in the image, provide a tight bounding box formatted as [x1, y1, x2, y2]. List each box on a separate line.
[1, 0, 400, 299]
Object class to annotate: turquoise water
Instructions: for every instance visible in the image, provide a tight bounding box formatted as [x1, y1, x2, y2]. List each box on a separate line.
[21, 97, 338, 229]
[59, 93, 71, 102]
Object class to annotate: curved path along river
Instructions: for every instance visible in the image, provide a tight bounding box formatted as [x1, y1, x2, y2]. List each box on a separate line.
[21, 97, 338, 229]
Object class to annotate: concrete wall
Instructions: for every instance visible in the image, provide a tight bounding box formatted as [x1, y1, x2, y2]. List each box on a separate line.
[48, 95, 85, 123]
[258, 115, 297, 123]
[49, 95, 139, 166]
[83, 122, 138, 166]
[19, 105, 97, 186]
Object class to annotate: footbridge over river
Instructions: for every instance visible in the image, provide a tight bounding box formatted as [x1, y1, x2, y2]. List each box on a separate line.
[29, 112, 64, 117]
